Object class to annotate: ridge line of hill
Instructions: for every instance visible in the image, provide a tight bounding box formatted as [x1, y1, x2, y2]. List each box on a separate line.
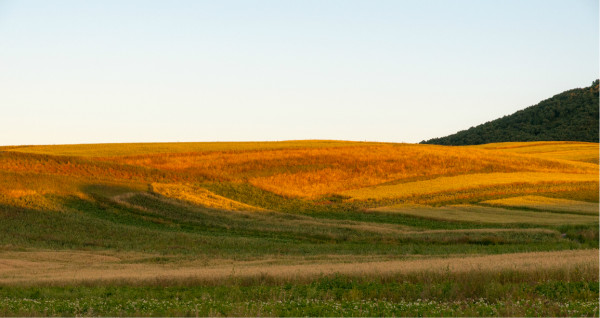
[421, 80, 599, 145]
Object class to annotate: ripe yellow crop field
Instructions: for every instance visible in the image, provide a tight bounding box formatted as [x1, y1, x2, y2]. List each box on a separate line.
[472, 141, 599, 164]
[0, 141, 597, 202]
[342, 172, 598, 201]
[402, 182, 599, 206]
[370, 204, 599, 225]
[481, 195, 599, 215]
[98, 143, 596, 198]
[0, 140, 369, 157]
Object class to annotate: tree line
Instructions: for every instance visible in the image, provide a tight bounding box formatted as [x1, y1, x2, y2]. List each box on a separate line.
[422, 80, 599, 145]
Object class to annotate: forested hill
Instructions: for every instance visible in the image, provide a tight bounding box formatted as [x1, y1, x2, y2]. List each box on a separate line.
[422, 80, 599, 145]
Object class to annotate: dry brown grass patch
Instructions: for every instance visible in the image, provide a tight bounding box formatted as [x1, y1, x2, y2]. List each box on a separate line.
[0, 249, 595, 286]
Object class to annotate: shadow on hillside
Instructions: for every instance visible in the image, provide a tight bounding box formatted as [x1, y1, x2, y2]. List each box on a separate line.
[80, 183, 149, 199]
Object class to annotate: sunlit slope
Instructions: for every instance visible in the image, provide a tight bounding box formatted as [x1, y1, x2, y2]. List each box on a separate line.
[151, 183, 267, 212]
[342, 172, 598, 201]
[97, 143, 597, 198]
[1, 141, 597, 201]
[0, 140, 373, 157]
[471, 141, 599, 164]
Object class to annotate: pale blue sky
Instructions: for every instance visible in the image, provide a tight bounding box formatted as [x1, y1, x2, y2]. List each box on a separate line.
[0, 0, 597, 145]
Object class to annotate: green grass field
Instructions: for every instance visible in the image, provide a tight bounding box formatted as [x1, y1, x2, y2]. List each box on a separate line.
[0, 141, 597, 316]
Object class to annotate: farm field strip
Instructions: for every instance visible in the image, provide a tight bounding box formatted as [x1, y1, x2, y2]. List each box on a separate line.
[343, 172, 598, 200]
[370, 204, 599, 225]
[112, 191, 560, 243]
[115, 192, 571, 237]
[150, 183, 266, 212]
[481, 195, 599, 215]
[0, 249, 596, 286]
[472, 141, 599, 163]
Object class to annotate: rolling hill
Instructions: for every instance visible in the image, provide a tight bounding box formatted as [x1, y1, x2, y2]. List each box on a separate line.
[422, 80, 599, 145]
[0, 140, 598, 316]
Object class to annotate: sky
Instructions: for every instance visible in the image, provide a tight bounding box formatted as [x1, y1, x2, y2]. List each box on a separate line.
[0, 0, 598, 145]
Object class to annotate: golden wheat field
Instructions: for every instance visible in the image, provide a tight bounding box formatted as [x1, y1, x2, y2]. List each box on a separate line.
[0, 140, 597, 208]
[0, 141, 598, 201]
[473, 141, 600, 164]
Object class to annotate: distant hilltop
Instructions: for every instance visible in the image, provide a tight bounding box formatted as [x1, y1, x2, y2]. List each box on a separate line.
[422, 80, 599, 145]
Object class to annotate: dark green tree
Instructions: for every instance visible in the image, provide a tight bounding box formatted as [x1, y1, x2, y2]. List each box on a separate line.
[422, 80, 599, 145]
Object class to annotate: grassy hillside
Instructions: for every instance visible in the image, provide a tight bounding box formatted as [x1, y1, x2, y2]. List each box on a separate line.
[422, 80, 600, 145]
[0, 140, 597, 316]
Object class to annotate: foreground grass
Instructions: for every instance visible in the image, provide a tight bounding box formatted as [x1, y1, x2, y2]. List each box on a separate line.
[1, 268, 597, 317]
[4, 294, 598, 317]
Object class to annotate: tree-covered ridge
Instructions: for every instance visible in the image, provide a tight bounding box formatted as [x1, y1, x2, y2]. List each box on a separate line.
[422, 80, 599, 145]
